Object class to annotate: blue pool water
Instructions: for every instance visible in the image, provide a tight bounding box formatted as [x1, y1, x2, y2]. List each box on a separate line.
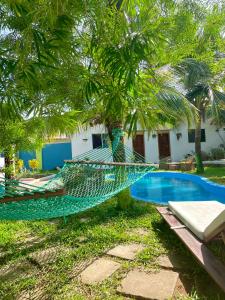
[131, 173, 225, 205]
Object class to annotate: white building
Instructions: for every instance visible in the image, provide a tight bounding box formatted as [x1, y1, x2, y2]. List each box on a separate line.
[71, 120, 225, 163]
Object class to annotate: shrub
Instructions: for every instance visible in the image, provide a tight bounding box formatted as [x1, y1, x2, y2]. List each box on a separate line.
[16, 159, 24, 173]
[200, 151, 210, 161]
[28, 159, 39, 171]
[210, 148, 225, 160]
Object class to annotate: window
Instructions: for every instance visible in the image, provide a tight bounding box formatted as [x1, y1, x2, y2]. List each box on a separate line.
[188, 129, 206, 143]
[92, 134, 109, 149]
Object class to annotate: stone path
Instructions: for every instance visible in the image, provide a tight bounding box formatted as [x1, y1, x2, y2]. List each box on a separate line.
[156, 254, 184, 270]
[118, 269, 179, 300]
[28, 246, 72, 266]
[128, 228, 149, 236]
[17, 236, 47, 250]
[0, 260, 36, 282]
[77, 244, 185, 299]
[13, 241, 186, 299]
[79, 217, 90, 223]
[17, 286, 48, 300]
[107, 243, 145, 260]
[80, 258, 121, 284]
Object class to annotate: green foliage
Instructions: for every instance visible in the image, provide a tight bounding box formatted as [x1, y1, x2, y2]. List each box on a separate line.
[79, 0, 204, 136]
[0, 120, 42, 153]
[210, 148, 225, 160]
[116, 188, 134, 210]
[28, 159, 39, 171]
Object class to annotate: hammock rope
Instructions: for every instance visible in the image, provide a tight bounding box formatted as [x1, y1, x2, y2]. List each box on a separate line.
[0, 129, 156, 220]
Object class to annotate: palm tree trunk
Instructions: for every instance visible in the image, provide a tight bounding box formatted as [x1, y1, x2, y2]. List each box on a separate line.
[195, 116, 204, 173]
[106, 119, 133, 210]
[105, 120, 125, 162]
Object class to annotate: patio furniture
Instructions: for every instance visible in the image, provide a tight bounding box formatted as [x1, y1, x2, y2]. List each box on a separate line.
[157, 201, 225, 293]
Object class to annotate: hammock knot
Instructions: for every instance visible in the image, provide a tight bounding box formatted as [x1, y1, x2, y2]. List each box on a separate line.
[112, 128, 125, 138]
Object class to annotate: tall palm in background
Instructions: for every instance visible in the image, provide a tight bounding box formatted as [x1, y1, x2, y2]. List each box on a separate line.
[174, 59, 225, 173]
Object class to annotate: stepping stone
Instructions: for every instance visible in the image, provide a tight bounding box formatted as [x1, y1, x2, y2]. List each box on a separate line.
[0, 260, 36, 282]
[77, 236, 88, 243]
[128, 228, 149, 236]
[80, 258, 120, 284]
[156, 254, 185, 270]
[28, 246, 71, 266]
[69, 259, 93, 279]
[117, 269, 179, 300]
[134, 228, 149, 236]
[79, 217, 90, 223]
[174, 276, 189, 298]
[17, 236, 46, 250]
[17, 286, 48, 300]
[0, 250, 8, 260]
[107, 244, 145, 260]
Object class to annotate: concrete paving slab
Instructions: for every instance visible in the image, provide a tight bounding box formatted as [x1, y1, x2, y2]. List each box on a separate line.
[17, 286, 48, 300]
[28, 246, 71, 266]
[117, 269, 179, 300]
[80, 258, 120, 285]
[128, 228, 149, 236]
[107, 244, 145, 260]
[79, 217, 90, 223]
[0, 260, 36, 282]
[156, 254, 184, 270]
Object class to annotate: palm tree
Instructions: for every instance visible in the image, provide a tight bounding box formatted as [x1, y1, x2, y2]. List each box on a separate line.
[173, 58, 225, 173]
[81, 0, 196, 151]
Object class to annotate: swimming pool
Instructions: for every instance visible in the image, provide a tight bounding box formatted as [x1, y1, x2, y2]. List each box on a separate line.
[131, 172, 225, 205]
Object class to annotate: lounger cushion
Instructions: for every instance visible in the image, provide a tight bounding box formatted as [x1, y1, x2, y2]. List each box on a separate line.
[168, 201, 225, 241]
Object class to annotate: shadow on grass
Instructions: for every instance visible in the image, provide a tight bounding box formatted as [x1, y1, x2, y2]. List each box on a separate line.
[0, 197, 154, 265]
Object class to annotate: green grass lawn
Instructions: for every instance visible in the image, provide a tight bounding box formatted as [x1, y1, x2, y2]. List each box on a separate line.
[0, 167, 225, 299]
[0, 195, 224, 299]
[191, 166, 225, 185]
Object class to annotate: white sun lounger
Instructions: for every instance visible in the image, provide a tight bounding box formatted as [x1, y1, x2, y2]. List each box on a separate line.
[156, 201, 225, 293]
[168, 201, 225, 243]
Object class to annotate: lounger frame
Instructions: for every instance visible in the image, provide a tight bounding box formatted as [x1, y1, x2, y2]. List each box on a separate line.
[156, 206, 225, 293]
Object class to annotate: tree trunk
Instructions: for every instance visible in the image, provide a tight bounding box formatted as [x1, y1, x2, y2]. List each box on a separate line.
[105, 120, 125, 162]
[195, 116, 204, 173]
[105, 120, 133, 210]
[4, 145, 15, 180]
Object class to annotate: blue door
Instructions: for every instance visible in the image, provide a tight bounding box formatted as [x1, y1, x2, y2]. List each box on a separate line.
[42, 143, 72, 170]
[19, 151, 36, 169]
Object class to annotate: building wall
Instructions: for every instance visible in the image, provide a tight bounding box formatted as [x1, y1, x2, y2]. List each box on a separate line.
[19, 139, 72, 171]
[169, 121, 225, 162]
[19, 151, 36, 169]
[71, 125, 107, 157]
[71, 120, 225, 163]
[42, 142, 72, 170]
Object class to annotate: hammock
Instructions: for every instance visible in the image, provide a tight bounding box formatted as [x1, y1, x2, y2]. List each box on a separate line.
[0, 129, 156, 220]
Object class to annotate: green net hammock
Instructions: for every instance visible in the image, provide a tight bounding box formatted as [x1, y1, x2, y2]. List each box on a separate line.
[0, 129, 156, 220]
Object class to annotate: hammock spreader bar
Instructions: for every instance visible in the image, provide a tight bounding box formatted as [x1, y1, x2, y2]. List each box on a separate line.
[64, 160, 155, 167]
[0, 189, 65, 204]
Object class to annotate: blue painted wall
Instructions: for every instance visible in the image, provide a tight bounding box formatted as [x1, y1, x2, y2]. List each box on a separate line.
[42, 143, 72, 170]
[19, 151, 36, 169]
